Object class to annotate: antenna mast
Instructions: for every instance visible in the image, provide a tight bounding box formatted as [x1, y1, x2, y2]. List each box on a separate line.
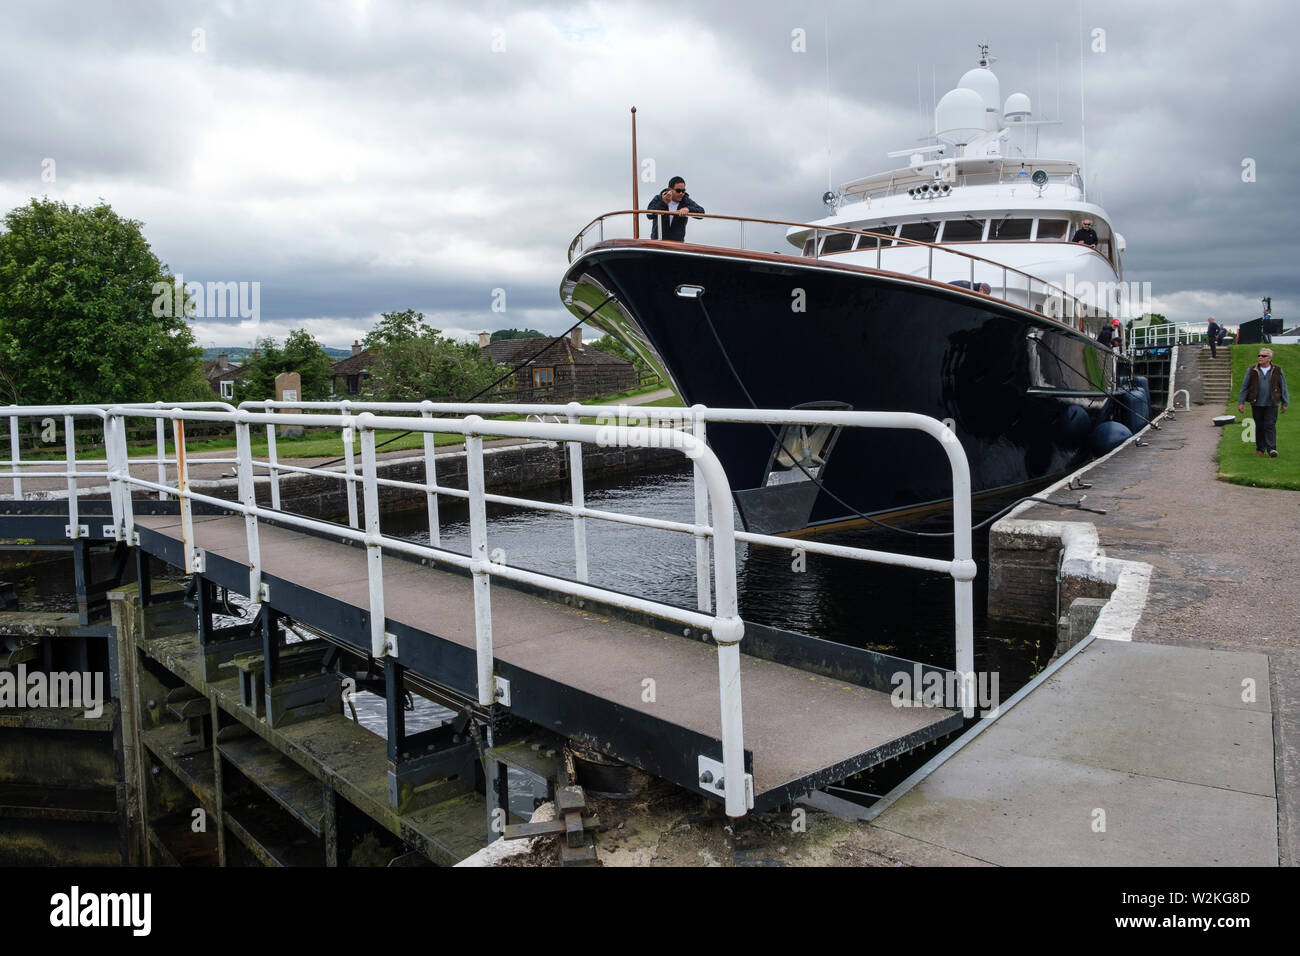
[1078, 1, 1087, 201]
[824, 16, 832, 193]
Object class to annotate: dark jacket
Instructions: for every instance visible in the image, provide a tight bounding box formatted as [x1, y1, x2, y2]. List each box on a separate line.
[1097, 325, 1114, 346]
[647, 190, 705, 241]
[1072, 226, 1098, 247]
[1240, 364, 1289, 406]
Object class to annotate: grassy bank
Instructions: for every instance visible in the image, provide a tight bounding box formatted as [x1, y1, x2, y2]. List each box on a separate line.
[1217, 343, 1300, 490]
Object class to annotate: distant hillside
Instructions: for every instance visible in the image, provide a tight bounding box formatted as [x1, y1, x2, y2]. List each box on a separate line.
[202, 346, 352, 361]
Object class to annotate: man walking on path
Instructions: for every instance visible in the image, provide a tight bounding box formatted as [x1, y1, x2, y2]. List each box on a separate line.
[1238, 347, 1289, 457]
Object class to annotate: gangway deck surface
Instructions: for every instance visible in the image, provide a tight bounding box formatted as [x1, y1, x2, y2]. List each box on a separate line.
[132, 512, 960, 810]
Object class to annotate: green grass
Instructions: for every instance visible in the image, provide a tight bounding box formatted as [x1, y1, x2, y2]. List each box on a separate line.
[1217, 343, 1300, 490]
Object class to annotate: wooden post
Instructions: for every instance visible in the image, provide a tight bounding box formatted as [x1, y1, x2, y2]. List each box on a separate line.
[631, 106, 639, 238]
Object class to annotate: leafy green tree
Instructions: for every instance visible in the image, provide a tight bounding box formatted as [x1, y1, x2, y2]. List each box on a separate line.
[590, 332, 649, 375]
[490, 328, 544, 342]
[233, 329, 333, 402]
[363, 309, 502, 401]
[0, 198, 206, 404]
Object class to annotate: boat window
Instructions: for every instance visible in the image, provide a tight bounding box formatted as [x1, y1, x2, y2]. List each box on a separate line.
[857, 226, 894, 248]
[898, 221, 939, 243]
[990, 218, 1033, 240]
[1036, 219, 1070, 240]
[820, 232, 855, 254]
[941, 218, 985, 242]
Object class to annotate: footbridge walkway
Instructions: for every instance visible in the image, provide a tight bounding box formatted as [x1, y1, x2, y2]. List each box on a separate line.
[1, 400, 977, 827]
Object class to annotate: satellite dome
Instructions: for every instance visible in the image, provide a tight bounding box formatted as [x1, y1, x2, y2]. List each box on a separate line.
[935, 88, 987, 146]
[1003, 92, 1031, 120]
[958, 67, 1001, 112]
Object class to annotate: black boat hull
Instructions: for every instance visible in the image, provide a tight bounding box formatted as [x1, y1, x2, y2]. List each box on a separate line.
[562, 242, 1127, 534]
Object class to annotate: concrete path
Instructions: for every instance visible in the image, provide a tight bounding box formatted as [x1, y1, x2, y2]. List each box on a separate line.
[871, 357, 1294, 866]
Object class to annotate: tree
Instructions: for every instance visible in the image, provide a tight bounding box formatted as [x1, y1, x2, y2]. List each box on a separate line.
[233, 330, 333, 403]
[363, 309, 502, 401]
[490, 328, 544, 342]
[0, 198, 206, 404]
[590, 332, 649, 375]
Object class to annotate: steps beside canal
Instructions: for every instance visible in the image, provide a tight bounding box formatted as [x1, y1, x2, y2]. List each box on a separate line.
[1195, 347, 1233, 406]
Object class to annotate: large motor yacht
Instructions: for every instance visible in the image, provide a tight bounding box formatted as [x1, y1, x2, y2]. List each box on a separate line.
[561, 47, 1134, 535]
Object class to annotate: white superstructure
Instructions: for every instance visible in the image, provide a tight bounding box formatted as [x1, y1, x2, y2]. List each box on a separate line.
[788, 47, 1127, 324]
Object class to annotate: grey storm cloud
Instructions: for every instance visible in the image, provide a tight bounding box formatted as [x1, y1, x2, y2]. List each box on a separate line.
[0, 0, 1295, 347]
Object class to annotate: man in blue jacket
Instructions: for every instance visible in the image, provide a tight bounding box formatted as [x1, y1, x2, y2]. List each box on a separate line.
[647, 177, 704, 241]
[1238, 347, 1289, 457]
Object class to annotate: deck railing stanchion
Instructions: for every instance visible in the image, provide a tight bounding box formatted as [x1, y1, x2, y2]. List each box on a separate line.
[357, 414, 392, 659]
[266, 406, 282, 511]
[938, 425, 977, 718]
[154, 415, 169, 500]
[235, 413, 265, 601]
[464, 420, 497, 707]
[172, 414, 196, 570]
[63, 414, 79, 537]
[420, 403, 441, 548]
[8, 415, 21, 498]
[341, 405, 360, 529]
[565, 403, 589, 583]
[691, 430, 748, 817]
[691, 406, 712, 613]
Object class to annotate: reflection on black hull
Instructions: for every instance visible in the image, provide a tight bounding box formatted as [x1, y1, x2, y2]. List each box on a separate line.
[562, 244, 1126, 534]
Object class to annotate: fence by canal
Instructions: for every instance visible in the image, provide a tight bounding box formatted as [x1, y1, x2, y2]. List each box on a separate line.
[0, 399, 981, 865]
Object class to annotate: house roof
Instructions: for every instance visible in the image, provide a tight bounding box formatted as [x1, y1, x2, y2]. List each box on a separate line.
[201, 358, 246, 383]
[481, 337, 631, 368]
[331, 349, 372, 375]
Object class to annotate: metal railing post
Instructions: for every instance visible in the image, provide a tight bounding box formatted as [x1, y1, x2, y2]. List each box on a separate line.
[565, 403, 589, 583]
[114, 412, 137, 545]
[341, 410, 360, 529]
[8, 415, 21, 498]
[876, 236, 882, 269]
[927, 244, 933, 280]
[172, 414, 197, 570]
[357, 414, 393, 659]
[155, 415, 169, 500]
[464, 421, 497, 707]
[420, 404, 441, 549]
[942, 428, 977, 719]
[692, 434, 748, 817]
[266, 406, 282, 511]
[691, 407, 712, 613]
[235, 414, 265, 601]
[63, 415, 79, 538]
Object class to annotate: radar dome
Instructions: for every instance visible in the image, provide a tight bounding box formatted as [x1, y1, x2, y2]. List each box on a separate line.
[935, 88, 986, 146]
[1003, 92, 1031, 120]
[958, 67, 1001, 113]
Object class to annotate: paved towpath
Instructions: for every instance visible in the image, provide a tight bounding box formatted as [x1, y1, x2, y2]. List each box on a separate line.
[869, 357, 1296, 865]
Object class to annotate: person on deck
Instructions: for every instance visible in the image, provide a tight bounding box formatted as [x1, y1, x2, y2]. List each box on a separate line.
[1072, 218, 1098, 248]
[1238, 348, 1290, 457]
[647, 177, 704, 242]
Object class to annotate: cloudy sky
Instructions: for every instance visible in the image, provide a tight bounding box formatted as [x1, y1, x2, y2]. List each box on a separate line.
[2, 0, 1293, 349]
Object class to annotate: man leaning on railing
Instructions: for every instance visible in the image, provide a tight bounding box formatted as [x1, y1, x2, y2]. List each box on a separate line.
[647, 177, 704, 242]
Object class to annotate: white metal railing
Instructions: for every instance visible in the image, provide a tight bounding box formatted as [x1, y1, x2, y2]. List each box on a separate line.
[1127, 323, 1212, 349]
[568, 210, 1116, 330]
[0, 400, 977, 817]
